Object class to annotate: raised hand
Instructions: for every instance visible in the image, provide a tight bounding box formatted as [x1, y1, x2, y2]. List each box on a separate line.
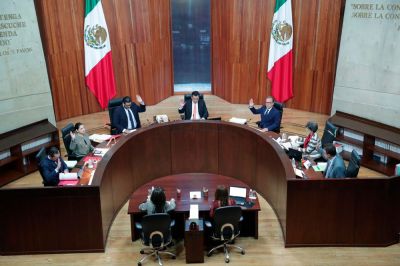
[136, 94, 143, 104]
[69, 131, 76, 140]
[179, 99, 186, 108]
[56, 158, 62, 171]
[249, 98, 254, 107]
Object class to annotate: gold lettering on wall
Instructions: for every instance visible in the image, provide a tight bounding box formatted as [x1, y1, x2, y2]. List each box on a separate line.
[350, 2, 400, 29]
[0, 13, 32, 56]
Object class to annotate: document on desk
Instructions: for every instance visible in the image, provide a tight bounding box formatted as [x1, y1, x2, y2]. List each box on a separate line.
[89, 134, 112, 143]
[189, 204, 199, 220]
[59, 172, 78, 180]
[312, 162, 327, 172]
[229, 117, 247, 125]
[294, 168, 304, 178]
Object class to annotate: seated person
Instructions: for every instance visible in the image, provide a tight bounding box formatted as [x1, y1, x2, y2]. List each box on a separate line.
[249, 96, 281, 132]
[178, 91, 209, 120]
[69, 122, 94, 160]
[113, 95, 146, 134]
[139, 187, 176, 214]
[39, 147, 68, 186]
[323, 143, 346, 178]
[210, 185, 236, 218]
[298, 121, 322, 159]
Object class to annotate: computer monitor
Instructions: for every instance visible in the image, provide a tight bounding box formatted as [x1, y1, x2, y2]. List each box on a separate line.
[229, 186, 247, 198]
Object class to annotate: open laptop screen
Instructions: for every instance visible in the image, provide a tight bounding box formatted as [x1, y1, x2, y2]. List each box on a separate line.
[229, 186, 247, 198]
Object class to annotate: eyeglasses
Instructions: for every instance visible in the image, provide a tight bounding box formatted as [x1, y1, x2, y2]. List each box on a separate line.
[266, 101, 273, 104]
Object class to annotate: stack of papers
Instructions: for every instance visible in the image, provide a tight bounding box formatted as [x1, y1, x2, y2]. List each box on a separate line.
[89, 134, 112, 143]
[59, 172, 78, 180]
[229, 117, 247, 124]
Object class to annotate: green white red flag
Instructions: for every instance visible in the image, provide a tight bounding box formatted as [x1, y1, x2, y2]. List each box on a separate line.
[84, 0, 116, 109]
[267, 0, 293, 102]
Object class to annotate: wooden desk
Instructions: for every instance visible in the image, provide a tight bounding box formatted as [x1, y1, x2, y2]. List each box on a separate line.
[128, 173, 260, 241]
[1, 121, 399, 255]
[185, 219, 204, 263]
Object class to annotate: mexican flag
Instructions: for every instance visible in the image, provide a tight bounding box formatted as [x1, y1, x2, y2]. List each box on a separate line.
[267, 0, 293, 103]
[84, 0, 116, 109]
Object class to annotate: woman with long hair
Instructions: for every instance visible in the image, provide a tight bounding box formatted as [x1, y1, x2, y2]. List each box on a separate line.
[210, 185, 236, 218]
[139, 187, 176, 214]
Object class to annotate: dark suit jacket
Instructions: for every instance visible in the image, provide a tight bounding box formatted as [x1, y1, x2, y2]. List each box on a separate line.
[250, 106, 281, 132]
[178, 99, 209, 120]
[39, 157, 68, 186]
[113, 104, 146, 134]
[324, 155, 346, 178]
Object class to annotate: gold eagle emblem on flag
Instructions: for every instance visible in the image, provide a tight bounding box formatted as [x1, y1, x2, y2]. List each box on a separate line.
[271, 20, 292, 45]
[84, 24, 108, 49]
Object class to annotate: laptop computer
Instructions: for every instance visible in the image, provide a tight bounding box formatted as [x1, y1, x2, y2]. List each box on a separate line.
[229, 186, 247, 205]
[287, 148, 302, 162]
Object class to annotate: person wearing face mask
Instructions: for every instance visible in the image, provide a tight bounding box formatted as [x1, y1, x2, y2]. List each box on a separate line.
[113, 95, 146, 134]
[69, 122, 94, 160]
[178, 90, 209, 120]
[248, 96, 281, 132]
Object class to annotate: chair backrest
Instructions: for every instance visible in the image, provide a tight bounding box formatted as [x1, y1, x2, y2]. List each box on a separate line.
[273, 101, 284, 133]
[61, 123, 75, 157]
[321, 121, 337, 147]
[212, 206, 242, 240]
[36, 147, 48, 186]
[141, 213, 172, 248]
[108, 97, 124, 135]
[346, 149, 361, 178]
[184, 93, 204, 102]
[35, 146, 47, 164]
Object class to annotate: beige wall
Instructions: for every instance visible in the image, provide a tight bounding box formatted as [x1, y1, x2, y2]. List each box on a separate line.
[0, 0, 55, 134]
[332, 0, 400, 128]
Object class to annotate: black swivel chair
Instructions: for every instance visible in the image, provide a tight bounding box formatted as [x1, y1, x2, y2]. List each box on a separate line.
[205, 206, 245, 263]
[321, 121, 338, 147]
[345, 149, 361, 178]
[61, 123, 77, 161]
[36, 147, 49, 186]
[184, 93, 204, 102]
[135, 213, 176, 266]
[107, 97, 124, 135]
[255, 101, 284, 133]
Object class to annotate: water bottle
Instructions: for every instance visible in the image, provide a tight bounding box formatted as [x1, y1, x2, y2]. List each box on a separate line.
[291, 158, 296, 168]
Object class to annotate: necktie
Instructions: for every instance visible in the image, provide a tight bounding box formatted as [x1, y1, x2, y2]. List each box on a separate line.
[264, 108, 270, 115]
[193, 103, 197, 120]
[127, 109, 136, 129]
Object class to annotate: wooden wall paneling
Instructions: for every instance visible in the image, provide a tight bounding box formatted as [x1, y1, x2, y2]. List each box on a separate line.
[35, 0, 173, 121]
[212, 0, 344, 114]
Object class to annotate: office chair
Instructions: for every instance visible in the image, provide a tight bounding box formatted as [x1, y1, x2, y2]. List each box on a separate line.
[135, 213, 176, 266]
[36, 147, 49, 186]
[255, 101, 284, 133]
[205, 206, 245, 263]
[61, 123, 77, 161]
[183, 93, 204, 102]
[107, 97, 124, 135]
[345, 149, 361, 178]
[321, 121, 337, 147]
